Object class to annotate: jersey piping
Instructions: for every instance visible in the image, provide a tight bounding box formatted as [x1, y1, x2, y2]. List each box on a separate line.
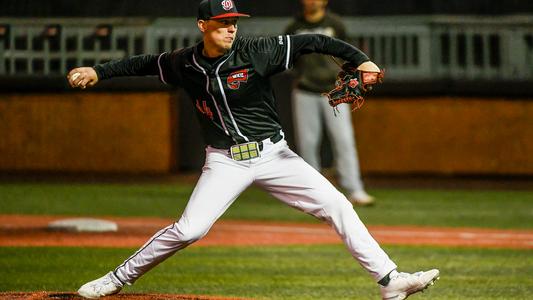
[284, 35, 291, 70]
[157, 53, 168, 85]
[191, 53, 231, 138]
[214, 51, 249, 142]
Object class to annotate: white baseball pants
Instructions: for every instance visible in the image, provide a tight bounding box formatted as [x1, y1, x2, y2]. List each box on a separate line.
[292, 88, 365, 194]
[113, 137, 396, 284]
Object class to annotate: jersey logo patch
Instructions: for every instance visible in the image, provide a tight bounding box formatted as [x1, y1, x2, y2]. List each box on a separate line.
[221, 0, 233, 11]
[196, 99, 214, 120]
[227, 69, 248, 90]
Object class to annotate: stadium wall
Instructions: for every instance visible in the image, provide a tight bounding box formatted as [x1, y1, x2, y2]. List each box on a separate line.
[354, 97, 533, 175]
[0, 92, 531, 175]
[0, 92, 178, 173]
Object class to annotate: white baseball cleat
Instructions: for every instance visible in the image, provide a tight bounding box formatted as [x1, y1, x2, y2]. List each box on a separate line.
[349, 190, 375, 206]
[77, 271, 123, 299]
[380, 269, 440, 300]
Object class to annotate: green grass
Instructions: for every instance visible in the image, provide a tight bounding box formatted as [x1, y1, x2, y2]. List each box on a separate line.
[0, 183, 532, 229]
[0, 245, 531, 299]
[1, 183, 532, 299]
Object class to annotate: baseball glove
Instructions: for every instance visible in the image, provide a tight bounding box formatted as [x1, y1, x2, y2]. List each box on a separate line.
[323, 61, 384, 112]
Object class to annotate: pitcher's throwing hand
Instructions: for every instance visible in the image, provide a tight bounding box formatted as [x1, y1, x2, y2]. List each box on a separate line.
[67, 67, 98, 89]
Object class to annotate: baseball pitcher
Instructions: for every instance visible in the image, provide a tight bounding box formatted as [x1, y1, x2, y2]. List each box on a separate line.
[69, 1, 439, 299]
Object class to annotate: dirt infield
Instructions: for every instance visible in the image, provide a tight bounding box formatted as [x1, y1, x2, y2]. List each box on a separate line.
[1, 214, 532, 249]
[0, 292, 249, 300]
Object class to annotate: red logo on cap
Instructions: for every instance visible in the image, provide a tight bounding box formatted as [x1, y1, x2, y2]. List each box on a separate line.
[221, 0, 233, 11]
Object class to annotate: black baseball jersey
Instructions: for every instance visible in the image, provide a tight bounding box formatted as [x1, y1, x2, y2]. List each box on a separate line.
[94, 34, 369, 149]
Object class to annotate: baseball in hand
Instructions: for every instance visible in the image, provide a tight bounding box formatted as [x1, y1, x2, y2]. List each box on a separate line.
[71, 72, 81, 81]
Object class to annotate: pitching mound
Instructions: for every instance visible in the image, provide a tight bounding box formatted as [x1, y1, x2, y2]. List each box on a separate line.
[0, 292, 248, 300]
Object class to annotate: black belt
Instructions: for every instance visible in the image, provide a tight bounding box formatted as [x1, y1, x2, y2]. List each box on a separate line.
[211, 132, 283, 151]
[258, 132, 283, 151]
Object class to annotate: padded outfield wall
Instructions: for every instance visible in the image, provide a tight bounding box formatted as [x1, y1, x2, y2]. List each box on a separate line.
[0, 92, 178, 173]
[1, 90, 531, 176]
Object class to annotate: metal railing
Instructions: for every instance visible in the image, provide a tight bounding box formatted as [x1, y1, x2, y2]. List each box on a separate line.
[343, 15, 533, 80]
[0, 16, 531, 81]
[431, 17, 533, 80]
[0, 18, 148, 76]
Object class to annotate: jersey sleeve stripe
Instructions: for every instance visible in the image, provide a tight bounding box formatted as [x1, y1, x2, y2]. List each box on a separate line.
[284, 35, 291, 70]
[157, 52, 168, 85]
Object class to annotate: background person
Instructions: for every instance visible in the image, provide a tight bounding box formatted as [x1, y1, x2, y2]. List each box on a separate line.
[285, 0, 374, 206]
